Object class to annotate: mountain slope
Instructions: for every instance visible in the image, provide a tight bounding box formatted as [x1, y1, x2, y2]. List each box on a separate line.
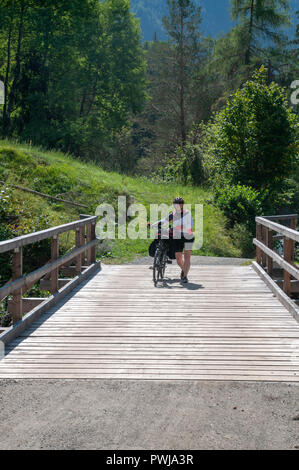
[0, 140, 243, 265]
[131, 0, 297, 41]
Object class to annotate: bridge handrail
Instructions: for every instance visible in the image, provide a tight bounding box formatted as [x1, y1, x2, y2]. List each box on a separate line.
[0, 214, 98, 324]
[253, 214, 298, 298]
[255, 216, 299, 243]
[0, 215, 97, 254]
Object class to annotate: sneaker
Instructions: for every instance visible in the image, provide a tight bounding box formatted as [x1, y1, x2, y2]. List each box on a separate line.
[180, 270, 184, 279]
[182, 276, 188, 283]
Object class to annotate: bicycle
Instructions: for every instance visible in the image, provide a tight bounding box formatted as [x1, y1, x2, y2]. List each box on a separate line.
[152, 228, 173, 287]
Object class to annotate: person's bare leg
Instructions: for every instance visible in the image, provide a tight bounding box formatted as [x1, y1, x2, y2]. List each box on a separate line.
[183, 250, 191, 277]
[175, 252, 184, 271]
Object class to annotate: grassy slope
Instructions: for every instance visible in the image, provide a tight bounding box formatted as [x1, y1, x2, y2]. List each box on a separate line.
[0, 139, 242, 262]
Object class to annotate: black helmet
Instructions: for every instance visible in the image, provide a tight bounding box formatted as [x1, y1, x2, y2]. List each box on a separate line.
[173, 197, 184, 205]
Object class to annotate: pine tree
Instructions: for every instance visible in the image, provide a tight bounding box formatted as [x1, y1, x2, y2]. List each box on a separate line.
[231, 0, 291, 65]
[162, 0, 203, 146]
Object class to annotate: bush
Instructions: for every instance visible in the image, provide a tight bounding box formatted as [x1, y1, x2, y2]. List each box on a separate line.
[210, 66, 298, 196]
[214, 184, 263, 234]
[230, 223, 255, 258]
[155, 143, 207, 186]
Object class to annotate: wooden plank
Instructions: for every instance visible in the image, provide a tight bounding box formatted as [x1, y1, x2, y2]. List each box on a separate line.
[283, 237, 293, 296]
[252, 261, 299, 323]
[0, 261, 101, 345]
[265, 214, 297, 221]
[256, 216, 299, 243]
[86, 224, 92, 265]
[50, 236, 59, 294]
[0, 239, 98, 301]
[91, 222, 96, 263]
[1, 264, 299, 382]
[256, 223, 262, 264]
[10, 248, 23, 324]
[266, 229, 273, 275]
[0, 373, 298, 381]
[253, 239, 299, 280]
[8, 297, 45, 315]
[5, 360, 297, 368]
[0, 216, 97, 254]
[75, 227, 82, 274]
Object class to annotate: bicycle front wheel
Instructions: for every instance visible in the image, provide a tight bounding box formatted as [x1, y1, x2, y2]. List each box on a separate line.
[153, 249, 160, 286]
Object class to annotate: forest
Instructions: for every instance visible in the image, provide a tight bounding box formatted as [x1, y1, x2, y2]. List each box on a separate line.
[0, 0, 298, 252]
[131, 0, 298, 40]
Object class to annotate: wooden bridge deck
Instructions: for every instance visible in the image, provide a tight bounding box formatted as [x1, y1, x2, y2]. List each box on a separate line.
[1, 264, 299, 381]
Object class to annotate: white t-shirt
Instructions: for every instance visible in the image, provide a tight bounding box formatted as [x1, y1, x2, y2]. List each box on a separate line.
[152, 210, 194, 239]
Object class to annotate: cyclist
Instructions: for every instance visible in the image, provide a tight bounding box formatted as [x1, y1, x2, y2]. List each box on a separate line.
[148, 197, 194, 283]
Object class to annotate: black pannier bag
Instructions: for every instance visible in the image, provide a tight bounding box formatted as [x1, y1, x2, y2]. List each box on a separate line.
[148, 239, 158, 257]
[148, 238, 176, 260]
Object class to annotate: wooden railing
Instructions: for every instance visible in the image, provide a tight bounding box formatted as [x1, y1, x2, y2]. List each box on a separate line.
[0, 214, 98, 324]
[253, 214, 298, 298]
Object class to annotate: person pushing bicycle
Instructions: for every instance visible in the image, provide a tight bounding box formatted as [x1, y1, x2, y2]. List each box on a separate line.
[147, 197, 194, 283]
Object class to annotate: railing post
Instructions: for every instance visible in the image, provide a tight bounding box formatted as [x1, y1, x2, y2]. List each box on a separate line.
[261, 226, 267, 267]
[50, 235, 59, 294]
[86, 222, 92, 265]
[283, 237, 292, 296]
[11, 247, 23, 324]
[75, 227, 82, 274]
[290, 217, 296, 262]
[291, 217, 296, 231]
[91, 221, 96, 263]
[256, 223, 262, 265]
[80, 225, 85, 266]
[266, 228, 273, 276]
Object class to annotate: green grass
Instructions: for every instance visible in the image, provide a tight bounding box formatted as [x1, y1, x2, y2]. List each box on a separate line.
[0, 138, 243, 262]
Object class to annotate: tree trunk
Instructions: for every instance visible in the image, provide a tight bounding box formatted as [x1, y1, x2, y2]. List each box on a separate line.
[2, 20, 12, 138]
[245, 0, 255, 65]
[179, 5, 186, 147]
[7, 0, 25, 119]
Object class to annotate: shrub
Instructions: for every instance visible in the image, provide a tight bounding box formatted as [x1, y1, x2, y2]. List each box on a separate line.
[214, 184, 263, 234]
[230, 223, 255, 258]
[155, 143, 207, 186]
[210, 66, 298, 196]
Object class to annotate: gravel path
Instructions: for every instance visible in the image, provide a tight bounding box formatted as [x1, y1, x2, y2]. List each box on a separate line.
[0, 379, 298, 450]
[1, 255, 298, 451]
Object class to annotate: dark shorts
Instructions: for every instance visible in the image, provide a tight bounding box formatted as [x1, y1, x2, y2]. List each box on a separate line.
[173, 236, 195, 253]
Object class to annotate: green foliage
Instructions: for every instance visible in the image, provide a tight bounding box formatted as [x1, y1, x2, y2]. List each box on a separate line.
[214, 184, 263, 234]
[0, 0, 147, 164]
[132, 0, 214, 165]
[155, 142, 206, 186]
[31, 165, 75, 195]
[23, 284, 50, 299]
[230, 223, 255, 258]
[230, 0, 291, 68]
[212, 0, 294, 102]
[210, 67, 298, 199]
[0, 139, 243, 268]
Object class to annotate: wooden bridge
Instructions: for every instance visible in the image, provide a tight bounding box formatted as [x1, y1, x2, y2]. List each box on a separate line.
[0, 214, 299, 381]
